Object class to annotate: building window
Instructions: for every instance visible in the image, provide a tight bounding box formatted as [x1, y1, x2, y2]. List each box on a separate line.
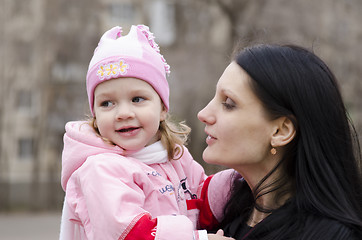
[16, 90, 32, 111]
[18, 138, 34, 160]
[15, 89, 38, 117]
[149, 0, 176, 46]
[51, 62, 86, 83]
[108, 3, 135, 25]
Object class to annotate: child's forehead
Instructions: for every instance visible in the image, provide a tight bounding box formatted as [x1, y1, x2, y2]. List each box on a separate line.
[94, 77, 157, 94]
[99, 77, 149, 86]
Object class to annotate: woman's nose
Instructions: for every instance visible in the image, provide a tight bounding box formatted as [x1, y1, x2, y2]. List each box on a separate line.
[197, 101, 215, 125]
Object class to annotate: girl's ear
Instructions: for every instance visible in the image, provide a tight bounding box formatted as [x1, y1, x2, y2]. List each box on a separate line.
[160, 106, 167, 122]
[271, 117, 296, 147]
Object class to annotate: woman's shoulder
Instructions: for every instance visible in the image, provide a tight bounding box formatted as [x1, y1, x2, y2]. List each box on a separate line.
[299, 212, 361, 240]
[253, 202, 362, 240]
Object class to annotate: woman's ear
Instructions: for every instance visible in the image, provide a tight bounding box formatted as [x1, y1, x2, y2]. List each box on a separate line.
[271, 117, 296, 147]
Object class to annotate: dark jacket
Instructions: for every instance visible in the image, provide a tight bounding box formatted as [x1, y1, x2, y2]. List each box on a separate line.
[223, 199, 362, 240]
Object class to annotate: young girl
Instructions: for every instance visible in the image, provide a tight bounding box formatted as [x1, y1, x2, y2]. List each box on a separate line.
[59, 25, 228, 240]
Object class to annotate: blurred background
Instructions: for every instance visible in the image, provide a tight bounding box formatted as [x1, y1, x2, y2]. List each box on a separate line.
[0, 0, 361, 236]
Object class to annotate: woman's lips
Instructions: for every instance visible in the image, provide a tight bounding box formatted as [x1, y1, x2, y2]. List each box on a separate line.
[205, 133, 216, 145]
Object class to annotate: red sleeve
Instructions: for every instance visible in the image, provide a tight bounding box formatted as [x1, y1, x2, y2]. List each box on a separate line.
[186, 175, 220, 230]
[122, 213, 157, 240]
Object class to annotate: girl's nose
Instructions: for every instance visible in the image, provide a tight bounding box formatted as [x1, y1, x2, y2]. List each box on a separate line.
[115, 103, 135, 120]
[197, 100, 215, 125]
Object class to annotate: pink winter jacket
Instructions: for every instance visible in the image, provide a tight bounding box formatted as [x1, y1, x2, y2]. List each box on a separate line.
[60, 121, 210, 240]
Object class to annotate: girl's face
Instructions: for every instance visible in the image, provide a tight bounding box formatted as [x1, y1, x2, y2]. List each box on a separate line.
[93, 77, 167, 151]
[198, 62, 277, 175]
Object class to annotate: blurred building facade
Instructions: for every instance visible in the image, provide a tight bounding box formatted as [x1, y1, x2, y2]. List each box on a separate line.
[1, 0, 361, 211]
[0, 0, 181, 211]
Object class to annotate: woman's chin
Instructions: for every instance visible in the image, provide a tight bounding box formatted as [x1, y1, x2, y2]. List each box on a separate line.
[202, 150, 218, 165]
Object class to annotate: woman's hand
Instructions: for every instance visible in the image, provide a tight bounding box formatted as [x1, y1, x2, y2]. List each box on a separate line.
[207, 229, 235, 240]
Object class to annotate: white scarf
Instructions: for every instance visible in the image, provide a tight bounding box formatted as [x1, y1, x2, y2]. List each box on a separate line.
[128, 141, 168, 165]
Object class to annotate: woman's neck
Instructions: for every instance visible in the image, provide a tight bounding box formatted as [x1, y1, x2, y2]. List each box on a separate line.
[236, 164, 293, 227]
[247, 209, 270, 227]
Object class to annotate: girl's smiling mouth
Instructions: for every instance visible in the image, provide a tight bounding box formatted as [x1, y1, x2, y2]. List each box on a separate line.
[116, 127, 140, 132]
[116, 127, 141, 137]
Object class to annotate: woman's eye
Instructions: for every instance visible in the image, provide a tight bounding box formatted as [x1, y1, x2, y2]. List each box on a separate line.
[132, 97, 145, 103]
[100, 101, 113, 107]
[222, 97, 236, 110]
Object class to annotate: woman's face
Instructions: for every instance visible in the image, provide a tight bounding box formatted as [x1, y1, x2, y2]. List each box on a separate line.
[198, 62, 278, 174]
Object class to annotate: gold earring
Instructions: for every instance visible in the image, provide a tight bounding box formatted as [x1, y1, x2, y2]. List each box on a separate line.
[93, 119, 98, 129]
[270, 148, 277, 155]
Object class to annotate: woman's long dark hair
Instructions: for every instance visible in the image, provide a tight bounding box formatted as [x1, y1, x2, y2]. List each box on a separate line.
[221, 44, 362, 239]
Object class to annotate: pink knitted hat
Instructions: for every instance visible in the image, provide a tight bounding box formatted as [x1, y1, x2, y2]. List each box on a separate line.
[86, 25, 171, 116]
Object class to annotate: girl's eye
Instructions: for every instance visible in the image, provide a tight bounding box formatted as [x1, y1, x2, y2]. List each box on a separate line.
[100, 101, 113, 107]
[222, 97, 236, 110]
[132, 97, 145, 103]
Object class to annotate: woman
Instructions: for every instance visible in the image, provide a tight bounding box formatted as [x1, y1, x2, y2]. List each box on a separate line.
[198, 44, 362, 239]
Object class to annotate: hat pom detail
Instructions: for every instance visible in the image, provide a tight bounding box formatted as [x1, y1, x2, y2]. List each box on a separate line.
[137, 25, 171, 76]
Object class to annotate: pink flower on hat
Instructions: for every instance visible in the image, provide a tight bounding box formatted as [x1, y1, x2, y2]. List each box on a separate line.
[96, 60, 129, 81]
[119, 60, 129, 74]
[96, 65, 106, 79]
[105, 63, 118, 77]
